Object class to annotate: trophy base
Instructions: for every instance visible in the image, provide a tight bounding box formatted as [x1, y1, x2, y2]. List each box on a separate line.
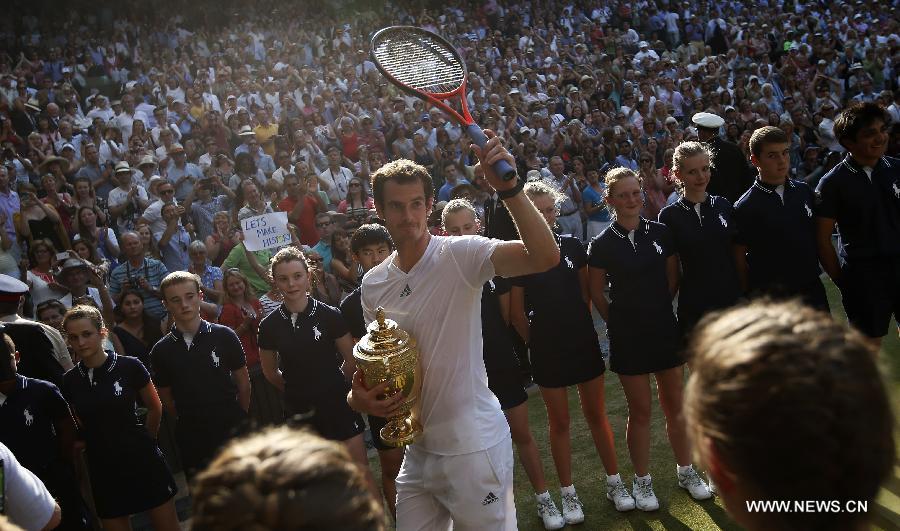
[380, 416, 423, 447]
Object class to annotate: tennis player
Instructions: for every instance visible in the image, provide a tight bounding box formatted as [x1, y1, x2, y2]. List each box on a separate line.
[348, 132, 559, 530]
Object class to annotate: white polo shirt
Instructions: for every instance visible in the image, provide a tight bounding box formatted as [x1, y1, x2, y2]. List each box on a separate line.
[361, 235, 508, 456]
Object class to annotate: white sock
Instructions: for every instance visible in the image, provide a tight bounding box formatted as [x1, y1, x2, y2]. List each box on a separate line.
[677, 464, 693, 475]
[536, 491, 551, 502]
[607, 473, 622, 484]
[635, 473, 651, 482]
[560, 484, 576, 496]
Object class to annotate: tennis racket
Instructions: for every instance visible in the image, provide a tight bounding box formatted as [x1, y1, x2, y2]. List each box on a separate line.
[370, 26, 517, 181]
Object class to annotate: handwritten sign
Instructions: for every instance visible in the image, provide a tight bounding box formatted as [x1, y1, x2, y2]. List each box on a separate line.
[241, 212, 291, 252]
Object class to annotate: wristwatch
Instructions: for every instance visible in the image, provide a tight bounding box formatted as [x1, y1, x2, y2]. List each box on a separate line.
[497, 178, 524, 200]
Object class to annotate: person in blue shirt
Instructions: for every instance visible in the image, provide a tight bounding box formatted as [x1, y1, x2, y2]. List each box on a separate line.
[588, 167, 712, 512]
[0, 327, 91, 530]
[437, 160, 470, 202]
[61, 305, 179, 530]
[511, 182, 634, 522]
[658, 141, 741, 333]
[733, 126, 828, 311]
[150, 271, 251, 480]
[582, 168, 612, 241]
[815, 102, 900, 341]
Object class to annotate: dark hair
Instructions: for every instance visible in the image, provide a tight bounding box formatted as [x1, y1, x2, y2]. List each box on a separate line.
[370, 159, 434, 207]
[748, 126, 788, 157]
[191, 426, 384, 530]
[685, 300, 894, 531]
[350, 224, 394, 254]
[330, 228, 351, 263]
[833, 102, 892, 149]
[115, 289, 163, 347]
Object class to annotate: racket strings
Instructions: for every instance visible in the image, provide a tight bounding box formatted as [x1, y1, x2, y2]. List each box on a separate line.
[373, 35, 465, 94]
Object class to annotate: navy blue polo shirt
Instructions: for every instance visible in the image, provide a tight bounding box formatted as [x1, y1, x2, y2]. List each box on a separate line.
[587, 219, 675, 311]
[62, 353, 153, 451]
[511, 235, 588, 316]
[481, 277, 519, 373]
[0, 375, 72, 473]
[815, 155, 900, 261]
[257, 298, 349, 410]
[150, 320, 246, 418]
[339, 287, 366, 341]
[733, 178, 821, 292]
[658, 194, 741, 306]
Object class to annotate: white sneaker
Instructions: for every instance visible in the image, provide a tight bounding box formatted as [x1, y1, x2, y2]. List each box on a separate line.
[677, 466, 713, 500]
[561, 489, 585, 524]
[535, 495, 565, 530]
[606, 476, 636, 511]
[632, 475, 660, 511]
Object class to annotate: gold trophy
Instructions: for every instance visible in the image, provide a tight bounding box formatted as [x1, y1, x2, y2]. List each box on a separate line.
[353, 307, 423, 447]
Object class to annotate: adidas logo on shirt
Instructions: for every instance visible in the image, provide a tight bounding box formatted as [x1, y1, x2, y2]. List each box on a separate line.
[400, 284, 412, 298]
[482, 492, 499, 506]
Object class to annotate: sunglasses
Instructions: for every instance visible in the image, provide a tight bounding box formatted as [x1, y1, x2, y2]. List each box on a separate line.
[316, 221, 332, 228]
[160, 189, 175, 195]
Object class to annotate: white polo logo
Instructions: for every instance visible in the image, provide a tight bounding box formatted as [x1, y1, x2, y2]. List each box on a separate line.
[652, 241, 663, 254]
[487, 279, 495, 291]
[804, 203, 813, 218]
[313, 325, 322, 341]
[893, 182, 900, 198]
[211, 350, 220, 368]
[719, 214, 727, 227]
[564, 255, 574, 269]
[23, 408, 34, 426]
[113, 381, 123, 396]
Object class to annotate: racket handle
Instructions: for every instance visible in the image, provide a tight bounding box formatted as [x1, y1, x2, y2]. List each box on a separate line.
[465, 124, 517, 181]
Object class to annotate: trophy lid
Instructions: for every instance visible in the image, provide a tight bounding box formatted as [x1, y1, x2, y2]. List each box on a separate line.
[354, 307, 417, 361]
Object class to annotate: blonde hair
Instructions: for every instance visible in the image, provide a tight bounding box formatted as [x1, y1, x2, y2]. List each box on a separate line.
[222, 268, 255, 305]
[685, 301, 894, 531]
[603, 167, 642, 218]
[62, 304, 105, 335]
[268, 245, 309, 281]
[191, 426, 384, 531]
[441, 198, 477, 227]
[159, 271, 202, 299]
[671, 141, 713, 194]
[523, 180, 565, 205]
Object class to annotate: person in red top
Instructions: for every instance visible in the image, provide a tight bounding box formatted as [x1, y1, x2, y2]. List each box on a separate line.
[218, 267, 281, 425]
[277, 173, 325, 246]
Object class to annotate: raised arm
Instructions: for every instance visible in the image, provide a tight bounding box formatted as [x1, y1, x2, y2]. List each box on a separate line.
[474, 133, 559, 277]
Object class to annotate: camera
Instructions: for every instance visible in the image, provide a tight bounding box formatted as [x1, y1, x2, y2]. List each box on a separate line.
[128, 276, 142, 290]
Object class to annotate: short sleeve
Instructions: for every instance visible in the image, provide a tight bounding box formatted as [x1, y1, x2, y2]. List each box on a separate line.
[219, 327, 247, 371]
[129, 356, 151, 389]
[492, 276, 512, 296]
[731, 201, 751, 245]
[445, 235, 501, 288]
[339, 291, 366, 340]
[109, 267, 123, 295]
[587, 234, 608, 269]
[659, 225, 676, 257]
[326, 305, 350, 340]
[814, 171, 839, 219]
[150, 342, 172, 387]
[257, 313, 279, 352]
[1, 443, 57, 531]
[42, 382, 72, 422]
[563, 236, 587, 269]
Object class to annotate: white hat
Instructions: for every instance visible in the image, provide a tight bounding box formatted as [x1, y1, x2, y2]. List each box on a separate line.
[692, 112, 725, 129]
[638, 41, 649, 48]
[114, 161, 133, 174]
[238, 125, 256, 137]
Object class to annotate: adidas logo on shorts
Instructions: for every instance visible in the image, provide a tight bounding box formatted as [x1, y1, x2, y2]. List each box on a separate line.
[482, 492, 499, 506]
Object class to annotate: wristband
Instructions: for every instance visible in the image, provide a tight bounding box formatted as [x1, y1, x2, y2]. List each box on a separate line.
[497, 178, 525, 200]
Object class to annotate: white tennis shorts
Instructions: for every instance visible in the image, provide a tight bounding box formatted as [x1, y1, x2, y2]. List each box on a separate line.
[395, 436, 516, 531]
